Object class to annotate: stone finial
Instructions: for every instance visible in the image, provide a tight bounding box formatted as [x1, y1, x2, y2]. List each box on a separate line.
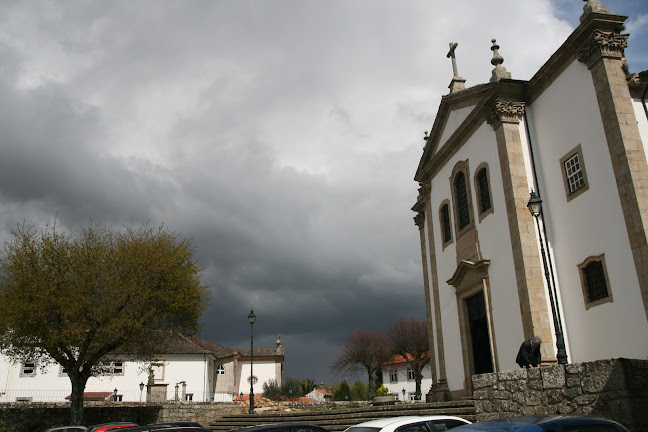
[276, 335, 282, 348]
[490, 39, 511, 82]
[580, 0, 610, 22]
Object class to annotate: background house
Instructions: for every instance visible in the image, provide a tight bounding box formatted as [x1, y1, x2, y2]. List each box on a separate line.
[412, 0, 648, 401]
[382, 355, 432, 402]
[0, 333, 284, 403]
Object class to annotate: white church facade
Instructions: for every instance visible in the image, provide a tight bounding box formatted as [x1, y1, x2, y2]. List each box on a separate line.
[0, 333, 284, 403]
[412, 0, 648, 400]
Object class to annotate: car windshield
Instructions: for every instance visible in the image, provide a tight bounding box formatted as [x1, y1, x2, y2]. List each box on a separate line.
[345, 428, 380, 432]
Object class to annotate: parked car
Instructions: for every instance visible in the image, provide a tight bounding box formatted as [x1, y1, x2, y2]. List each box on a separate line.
[85, 422, 138, 432]
[117, 422, 204, 432]
[45, 426, 86, 432]
[449, 415, 629, 431]
[229, 423, 330, 432]
[344, 415, 471, 432]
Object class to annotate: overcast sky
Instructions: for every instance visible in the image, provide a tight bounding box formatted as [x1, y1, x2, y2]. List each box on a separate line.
[0, 0, 646, 385]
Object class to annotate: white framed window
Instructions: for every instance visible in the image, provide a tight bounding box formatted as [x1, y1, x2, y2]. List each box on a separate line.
[98, 360, 124, 376]
[216, 364, 225, 375]
[389, 370, 398, 383]
[151, 362, 165, 381]
[407, 368, 415, 380]
[20, 361, 36, 377]
[560, 144, 589, 201]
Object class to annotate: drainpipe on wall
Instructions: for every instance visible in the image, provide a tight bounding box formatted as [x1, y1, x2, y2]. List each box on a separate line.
[522, 85, 569, 360]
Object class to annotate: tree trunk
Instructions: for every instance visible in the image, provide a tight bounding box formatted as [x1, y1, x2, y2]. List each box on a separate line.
[367, 367, 375, 399]
[69, 373, 90, 425]
[415, 368, 423, 400]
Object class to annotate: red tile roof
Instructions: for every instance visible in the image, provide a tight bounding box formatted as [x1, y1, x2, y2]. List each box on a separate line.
[65, 391, 113, 401]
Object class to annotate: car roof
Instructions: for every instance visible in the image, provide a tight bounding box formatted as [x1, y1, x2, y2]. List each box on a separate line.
[450, 415, 627, 431]
[346, 417, 425, 429]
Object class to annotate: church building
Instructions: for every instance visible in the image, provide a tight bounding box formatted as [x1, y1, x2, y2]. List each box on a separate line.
[411, 0, 648, 400]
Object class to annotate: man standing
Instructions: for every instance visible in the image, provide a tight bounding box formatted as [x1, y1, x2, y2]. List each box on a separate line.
[516, 336, 542, 368]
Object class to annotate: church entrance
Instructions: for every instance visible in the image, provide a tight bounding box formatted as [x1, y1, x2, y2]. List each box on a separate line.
[466, 291, 493, 374]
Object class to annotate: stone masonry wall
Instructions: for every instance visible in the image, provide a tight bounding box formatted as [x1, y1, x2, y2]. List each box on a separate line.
[472, 358, 648, 432]
[0, 401, 241, 432]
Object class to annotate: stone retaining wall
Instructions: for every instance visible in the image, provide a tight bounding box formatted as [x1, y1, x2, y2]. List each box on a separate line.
[0, 401, 241, 432]
[472, 358, 648, 432]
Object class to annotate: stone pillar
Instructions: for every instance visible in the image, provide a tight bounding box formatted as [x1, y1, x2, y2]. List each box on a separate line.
[575, 28, 648, 320]
[485, 99, 555, 361]
[413, 183, 450, 401]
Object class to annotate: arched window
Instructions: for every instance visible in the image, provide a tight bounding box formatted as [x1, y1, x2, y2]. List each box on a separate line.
[454, 172, 471, 230]
[475, 165, 493, 220]
[441, 203, 452, 244]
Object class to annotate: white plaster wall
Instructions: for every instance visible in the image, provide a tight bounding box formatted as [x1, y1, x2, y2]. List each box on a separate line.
[0, 354, 215, 402]
[633, 97, 648, 155]
[235, 360, 277, 397]
[526, 59, 648, 361]
[428, 120, 525, 392]
[438, 106, 474, 146]
[382, 363, 433, 401]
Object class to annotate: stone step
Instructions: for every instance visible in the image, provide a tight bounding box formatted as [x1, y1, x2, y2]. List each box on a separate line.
[208, 401, 477, 432]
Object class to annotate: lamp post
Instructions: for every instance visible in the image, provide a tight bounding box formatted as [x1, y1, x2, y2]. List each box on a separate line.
[139, 382, 144, 402]
[248, 309, 256, 414]
[402, 388, 406, 402]
[113, 388, 118, 402]
[527, 190, 568, 364]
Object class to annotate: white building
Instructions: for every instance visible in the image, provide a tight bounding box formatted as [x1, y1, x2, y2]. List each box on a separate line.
[381, 356, 432, 402]
[411, 0, 648, 401]
[0, 333, 284, 403]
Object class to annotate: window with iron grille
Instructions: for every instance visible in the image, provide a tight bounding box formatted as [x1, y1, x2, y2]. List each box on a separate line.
[583, 260, 608, 303]
[454, 172, 470, 230]
[578, 255, 612, 310]
[441, 204, 452, 244]
[476, 168, 491, 214]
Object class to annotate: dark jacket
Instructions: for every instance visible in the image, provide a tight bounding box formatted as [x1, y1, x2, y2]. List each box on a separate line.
[516, 339, 541, 367]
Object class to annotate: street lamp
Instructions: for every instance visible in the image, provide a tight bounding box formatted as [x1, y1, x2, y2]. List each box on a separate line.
[248, 309, 256, 414]
[139, 382, 144, 402]
[402, 388, 406, 402]
[527, 190, 568, 364]
[113, 388, 118, 402]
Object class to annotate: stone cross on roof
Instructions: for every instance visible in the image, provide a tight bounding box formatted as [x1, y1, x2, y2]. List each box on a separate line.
[446, 42, 466, 94]
[447, 42, 460, 78]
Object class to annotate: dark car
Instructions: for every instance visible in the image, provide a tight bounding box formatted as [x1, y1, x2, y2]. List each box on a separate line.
[45, 427, 86, 432]
[450, 415, 629, 431]
[116, 423, 204, 432]
[229, 423, 330, 432]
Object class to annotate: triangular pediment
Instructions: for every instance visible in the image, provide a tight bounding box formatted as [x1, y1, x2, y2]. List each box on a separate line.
[414, 80, 525, 183]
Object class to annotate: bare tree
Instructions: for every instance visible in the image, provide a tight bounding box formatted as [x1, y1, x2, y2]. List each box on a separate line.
[385, 318, 430, 400]
[330, 329, 389, 399]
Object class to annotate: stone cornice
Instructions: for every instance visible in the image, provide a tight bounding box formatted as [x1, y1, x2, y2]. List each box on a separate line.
[446, 259, 490, 290]
[414, 212, 425, 229]
[485, 99, 526, 129]
[524, 12, 627, 104]
[575, 29, 629, 68]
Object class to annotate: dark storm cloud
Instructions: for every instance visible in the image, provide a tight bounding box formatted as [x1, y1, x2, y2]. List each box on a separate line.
[0, 0, 645, 383]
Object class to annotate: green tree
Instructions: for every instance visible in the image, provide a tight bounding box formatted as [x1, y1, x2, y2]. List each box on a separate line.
[332, 380, 351, 401]
[299, 378, 316, 396]
[349, 379, 368, 401]
[282, 375, 303, 400]
[0, 223, 207, 425]
[262, 379, 283, 400]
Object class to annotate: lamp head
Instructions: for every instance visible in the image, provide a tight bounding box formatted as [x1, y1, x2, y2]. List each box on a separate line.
[248, 309, 256, 324]
[527, 189, 542, 217]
